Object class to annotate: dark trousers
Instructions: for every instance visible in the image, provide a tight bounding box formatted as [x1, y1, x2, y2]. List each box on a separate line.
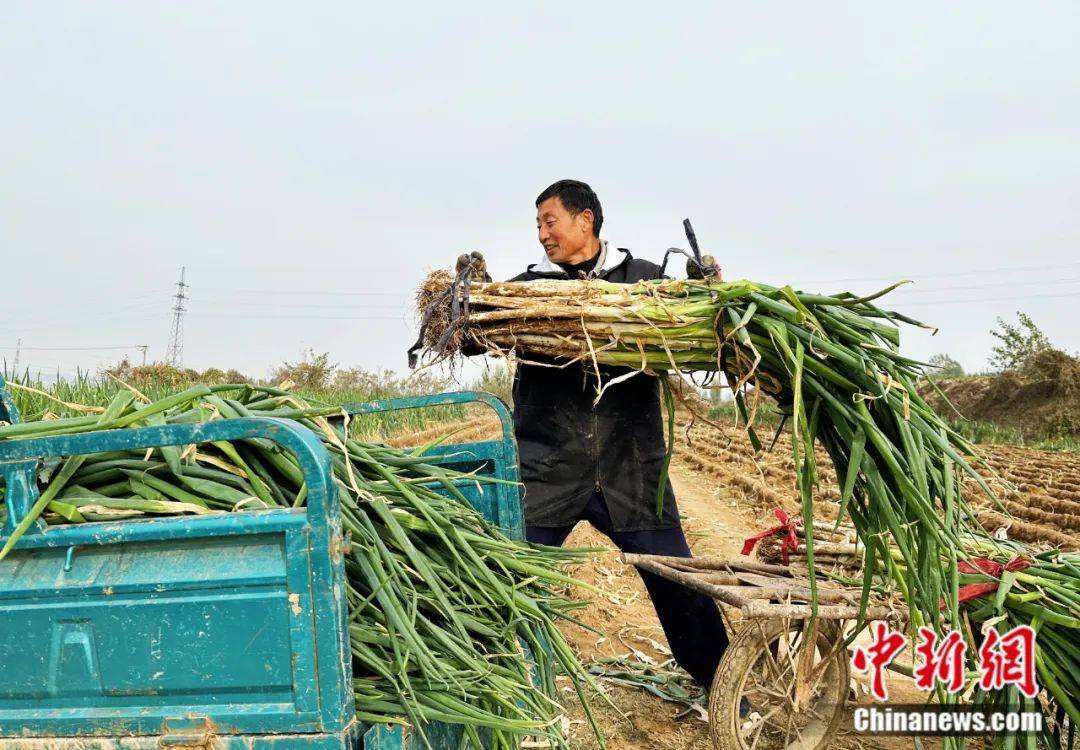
[527, 489, 729, 686]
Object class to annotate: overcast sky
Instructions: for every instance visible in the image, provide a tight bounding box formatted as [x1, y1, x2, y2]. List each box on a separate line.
[3, 3, 1078, 382]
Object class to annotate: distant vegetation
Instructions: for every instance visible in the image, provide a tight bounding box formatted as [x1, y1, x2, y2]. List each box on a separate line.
[989, 311, 1052, 373]
[3, 350, 514, 441]
[8, 319, 1079, 453]
[928, 353, 965, 378]
[944, 416, 1080, 453]
[920, 313, 1080, 450]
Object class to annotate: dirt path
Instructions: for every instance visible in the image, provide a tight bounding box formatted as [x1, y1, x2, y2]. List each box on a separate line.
[554, 462, 746, 750]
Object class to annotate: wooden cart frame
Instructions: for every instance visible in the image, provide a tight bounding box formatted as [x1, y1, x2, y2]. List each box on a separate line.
[623, 553, 905, 750]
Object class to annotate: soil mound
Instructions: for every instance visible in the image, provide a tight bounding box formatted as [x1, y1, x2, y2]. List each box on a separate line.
[926, 349, 1080, 439]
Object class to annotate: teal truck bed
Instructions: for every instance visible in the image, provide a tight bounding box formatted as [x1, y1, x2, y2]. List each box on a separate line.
[0, 382, 521, 749]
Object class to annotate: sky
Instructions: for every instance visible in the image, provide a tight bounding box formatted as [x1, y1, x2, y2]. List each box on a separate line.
[2, 2, 1078, 383]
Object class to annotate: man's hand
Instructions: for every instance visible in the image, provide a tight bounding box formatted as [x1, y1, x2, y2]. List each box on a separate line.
[686, 254, 721, 280]
[456, 250, 492, 283]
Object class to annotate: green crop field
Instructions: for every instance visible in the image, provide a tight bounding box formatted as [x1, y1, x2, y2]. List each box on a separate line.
[2, 363, 513, 442]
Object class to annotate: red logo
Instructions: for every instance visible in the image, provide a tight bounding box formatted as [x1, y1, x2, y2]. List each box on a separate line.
[914, 627, 968, 694]
[851, 622, 907, 701]
[854, 624, 1038, 701]
[979, 625, 1038, 698]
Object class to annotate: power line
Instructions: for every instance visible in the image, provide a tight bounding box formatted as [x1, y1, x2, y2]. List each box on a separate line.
[188, 314, 408, 321]
[0, 344, 148, 352]
[804, 260, 1080, 286]
[196, 288, 408, 297]
[203, 262, 1080, 294]
[889, 277, 1080, 295]
[900, 289, 1080, 307]
[194, 277, 1080, 307]
[193, 304, 404, 312]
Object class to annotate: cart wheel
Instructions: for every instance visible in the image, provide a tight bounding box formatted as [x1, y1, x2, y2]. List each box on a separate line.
[708, 619, 849, 750]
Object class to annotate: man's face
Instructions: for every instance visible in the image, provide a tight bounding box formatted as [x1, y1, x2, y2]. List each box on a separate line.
[536, 196, 594, 264]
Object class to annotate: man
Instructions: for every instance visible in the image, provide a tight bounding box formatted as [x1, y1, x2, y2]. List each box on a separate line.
[464, 179, 728, 687]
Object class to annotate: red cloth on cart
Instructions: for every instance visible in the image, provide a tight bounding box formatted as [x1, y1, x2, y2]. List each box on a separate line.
[740, 507, 800, 564]
[938, 556, 1031, 609]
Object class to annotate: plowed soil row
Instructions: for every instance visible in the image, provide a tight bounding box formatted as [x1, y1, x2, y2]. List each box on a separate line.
[961, 447, 1080, 548]
[674, 414, 841, 513]
[977, 510, 1079, 549]
[383, 415, 497, 448]
[672, 412, 1078, 550]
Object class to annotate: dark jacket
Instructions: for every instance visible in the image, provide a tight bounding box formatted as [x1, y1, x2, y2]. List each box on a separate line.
[508, 242, 679, 531]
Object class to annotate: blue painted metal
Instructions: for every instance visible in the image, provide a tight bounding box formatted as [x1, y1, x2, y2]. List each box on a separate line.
[0, 416, 358, 749]
[0, 385, 527, 750]
[0, 373, 20, 426]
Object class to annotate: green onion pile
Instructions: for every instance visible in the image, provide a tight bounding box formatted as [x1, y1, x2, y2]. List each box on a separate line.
[416, 272, 1079, 744]
[0, 384, 600, 750]
[949, 538, 1080, 744]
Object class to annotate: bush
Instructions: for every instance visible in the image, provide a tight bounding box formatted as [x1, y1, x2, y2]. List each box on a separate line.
[105, 360, 191, 389]
[928, 353, 964, 378]
[1022, 348, 1080, 394]
[270, 349, 337, 390]
[989, 312, 1051, 373]
[104, 359, 250, 388]
[469, 363, 514, 405]
[330, 366, 452, 399]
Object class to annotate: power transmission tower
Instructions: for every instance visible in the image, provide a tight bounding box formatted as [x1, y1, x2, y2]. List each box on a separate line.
[12, 338, 21, 376]
[165, 267, 188, 367]
[138, 345, 148, 366]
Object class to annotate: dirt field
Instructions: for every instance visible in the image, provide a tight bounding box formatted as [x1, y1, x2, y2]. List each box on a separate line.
[387, 408, 1079, 749]
[969, 444, 1080, 549]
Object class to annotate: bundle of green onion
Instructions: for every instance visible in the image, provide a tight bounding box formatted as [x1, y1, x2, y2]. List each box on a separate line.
[415, 273, 1079, 743]
[0, 384, 600, 750]
[415, 273, 987, 618]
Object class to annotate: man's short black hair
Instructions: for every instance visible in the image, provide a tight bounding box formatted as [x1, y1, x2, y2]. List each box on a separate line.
[535, 179, 603, 237]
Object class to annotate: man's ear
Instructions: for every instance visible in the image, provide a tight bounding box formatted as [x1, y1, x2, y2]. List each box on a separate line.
[578, 208, 594, 233]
